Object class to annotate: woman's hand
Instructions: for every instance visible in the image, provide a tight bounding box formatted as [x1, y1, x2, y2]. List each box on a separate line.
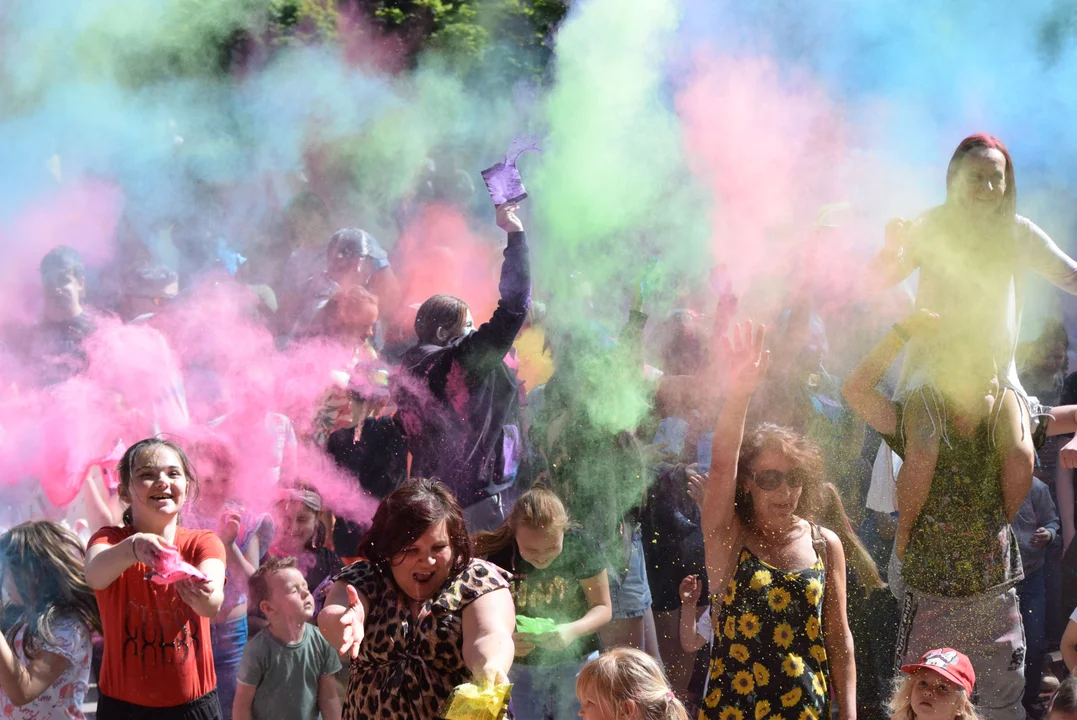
[130, 534, 175, 567]
[679, 575, 702, 606]
[475, 664, 510, 689]
[496, 203, 524, 234]
[334, 585, 366, 659]
[724, 321, 770, 396]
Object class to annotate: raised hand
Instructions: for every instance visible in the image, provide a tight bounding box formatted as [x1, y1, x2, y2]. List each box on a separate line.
[496, 203, 524, 233]
[724, 321, 770, 396]
[218, 510, 242, 546]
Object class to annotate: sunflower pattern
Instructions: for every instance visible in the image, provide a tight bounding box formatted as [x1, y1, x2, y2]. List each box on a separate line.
[701, 545, 829, 720]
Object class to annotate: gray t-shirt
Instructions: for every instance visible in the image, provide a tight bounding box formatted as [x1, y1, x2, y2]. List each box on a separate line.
[238, 624, 342, 720]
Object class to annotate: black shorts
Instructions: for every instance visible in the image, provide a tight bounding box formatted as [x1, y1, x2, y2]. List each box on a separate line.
[97, 689, 222, 720]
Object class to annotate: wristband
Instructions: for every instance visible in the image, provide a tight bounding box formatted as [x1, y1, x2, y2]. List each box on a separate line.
[892, 323, 910, 342]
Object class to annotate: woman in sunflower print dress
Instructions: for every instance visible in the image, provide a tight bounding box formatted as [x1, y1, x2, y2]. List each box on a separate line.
[699, 322, 856, 720]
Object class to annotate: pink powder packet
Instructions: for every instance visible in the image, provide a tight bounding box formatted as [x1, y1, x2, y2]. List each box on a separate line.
[145, 547, 208, 585]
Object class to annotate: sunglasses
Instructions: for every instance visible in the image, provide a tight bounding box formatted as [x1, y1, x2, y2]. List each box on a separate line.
[749, 469, 807, 491]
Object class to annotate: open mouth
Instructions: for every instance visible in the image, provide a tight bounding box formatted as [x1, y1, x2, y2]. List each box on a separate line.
[413, 571, 435, 585]
[150, 494, 174, 502]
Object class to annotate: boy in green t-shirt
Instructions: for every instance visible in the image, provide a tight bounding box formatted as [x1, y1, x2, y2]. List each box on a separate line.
[234, 557, 342, 720]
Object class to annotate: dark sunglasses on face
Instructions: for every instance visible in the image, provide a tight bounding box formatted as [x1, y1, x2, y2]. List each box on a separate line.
[750, 468, 806, 491]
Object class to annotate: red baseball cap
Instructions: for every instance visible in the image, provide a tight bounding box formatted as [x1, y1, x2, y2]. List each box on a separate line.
[901, 648, 975, 696]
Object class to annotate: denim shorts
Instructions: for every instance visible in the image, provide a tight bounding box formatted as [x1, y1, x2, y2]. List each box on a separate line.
[606, 524, 653, 620]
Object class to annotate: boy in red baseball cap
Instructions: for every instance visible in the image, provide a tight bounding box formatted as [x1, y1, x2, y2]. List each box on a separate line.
[891, 648, 983, 720]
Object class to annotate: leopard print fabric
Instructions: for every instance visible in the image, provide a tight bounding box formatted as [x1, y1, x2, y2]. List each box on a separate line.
[335, 558, 510, 719]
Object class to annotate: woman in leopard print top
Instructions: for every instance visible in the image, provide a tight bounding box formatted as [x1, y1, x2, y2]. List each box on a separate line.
[318, 479, 515, 719]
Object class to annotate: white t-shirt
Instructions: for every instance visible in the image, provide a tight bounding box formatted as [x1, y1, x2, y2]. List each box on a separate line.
[901, 209, 1077, 395]
[0, 616, 92, 719]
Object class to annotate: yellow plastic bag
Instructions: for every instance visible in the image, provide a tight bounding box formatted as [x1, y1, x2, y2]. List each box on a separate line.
[442, 682, 512, 720]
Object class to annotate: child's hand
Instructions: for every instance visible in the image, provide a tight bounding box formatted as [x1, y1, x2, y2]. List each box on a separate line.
[512, 632, 537, 657]
[175, 576, 214, 607]
[1061, 436, 1077, 469]
[534, 625, 578, 652]
[130, 533, 175, 567]
[899, 308, 940, 339]
[679, 575, 702, 605]
[884, 217, 912, 253]
[1032, 527, 1054, 548]
[218, 510, 242, 546]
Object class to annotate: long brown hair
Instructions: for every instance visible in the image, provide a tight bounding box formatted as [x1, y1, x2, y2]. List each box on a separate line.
[357, 478, 472, 575]
[0, 521, 101, 659]
[734, 423, 823, 524]
[805, 483, 884, 593]
[117, 437, 200, 526]
[472, 485, 574, 558]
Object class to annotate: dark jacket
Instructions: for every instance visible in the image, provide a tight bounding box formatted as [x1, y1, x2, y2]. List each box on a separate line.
[397, 231, 530, 508]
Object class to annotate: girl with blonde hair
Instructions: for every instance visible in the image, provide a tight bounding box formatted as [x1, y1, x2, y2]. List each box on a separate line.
[474, 485, 612, 719]
[889, 648, 982, 720]
[576, 647, 689, 720]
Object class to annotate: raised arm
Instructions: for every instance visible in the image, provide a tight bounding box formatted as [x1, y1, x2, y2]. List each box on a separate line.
[458, 204, 531, 368]
[841, 310, 938, 436]
[1021, 219, 1077, 294]
[701, 322, 769, 542]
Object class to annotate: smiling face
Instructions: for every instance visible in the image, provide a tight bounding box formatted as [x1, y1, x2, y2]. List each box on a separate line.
[262, 567, 315, 624]
[516, 524, 564, 570]
[910, 669, 965, 720]
[952, 146, 1007, 218]
[122, 446, 189, 524]
[389, 519, 454, 603]
[745, 449, 803, 524]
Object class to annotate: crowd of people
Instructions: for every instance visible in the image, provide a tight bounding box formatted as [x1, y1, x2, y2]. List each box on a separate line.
[0, 131, 1077, 720]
